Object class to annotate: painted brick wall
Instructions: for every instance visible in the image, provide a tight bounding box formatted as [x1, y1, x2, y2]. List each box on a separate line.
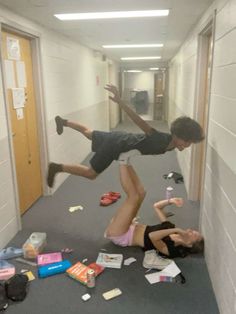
[0, 6, 118, 247]
[168, 0, 236, 312]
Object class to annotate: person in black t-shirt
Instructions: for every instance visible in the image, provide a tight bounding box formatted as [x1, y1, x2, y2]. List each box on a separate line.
[47, 84, 204, 188]
[104, 163, 204, 259]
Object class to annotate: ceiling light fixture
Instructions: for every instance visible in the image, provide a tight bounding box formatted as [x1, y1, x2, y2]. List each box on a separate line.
[103, 44, 163, 48]
[121, 56, 161, 60]
[149, 67, 159, 70]
[54, 10, 169, 21]
[124, 70, 142, 73]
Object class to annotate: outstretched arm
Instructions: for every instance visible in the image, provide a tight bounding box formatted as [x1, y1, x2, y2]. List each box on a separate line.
[153, 198, 183, 222]
[105, 84, 153, 135]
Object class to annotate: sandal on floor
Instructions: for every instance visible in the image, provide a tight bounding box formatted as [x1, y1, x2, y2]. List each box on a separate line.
[0, 247, 23, 260]
[101, 194, 118, 201]
[108, 191, 121, 198]
[100, 197, 117, 206]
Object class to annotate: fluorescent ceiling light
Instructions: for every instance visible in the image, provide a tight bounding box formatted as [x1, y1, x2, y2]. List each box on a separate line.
[149, 67, 159, 70]
[124, 70, 142, 73]
[54, 10, 169, 21]
[103, 44, 163, 48]
[121, 56, 161, 60]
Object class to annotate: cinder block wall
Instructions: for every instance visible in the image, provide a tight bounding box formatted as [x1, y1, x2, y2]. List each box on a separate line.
[0, 5, 119, 247]
[168, 0, 236, 312]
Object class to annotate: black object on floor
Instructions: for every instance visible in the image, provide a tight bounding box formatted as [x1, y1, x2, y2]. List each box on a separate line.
[163, 171, 184, 184]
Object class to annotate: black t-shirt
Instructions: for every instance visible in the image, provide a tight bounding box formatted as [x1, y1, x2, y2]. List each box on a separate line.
[92, 128, 172, 159]
[143, 221, 188, 258]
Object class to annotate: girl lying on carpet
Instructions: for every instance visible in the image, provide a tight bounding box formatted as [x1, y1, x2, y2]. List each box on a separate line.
[104, 163, 204, 268]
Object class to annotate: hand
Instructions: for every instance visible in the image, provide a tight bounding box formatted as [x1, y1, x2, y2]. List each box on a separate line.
[170, 198, 183, 207]
[175, 228, 187, 236]
[104, 84, 121, 103]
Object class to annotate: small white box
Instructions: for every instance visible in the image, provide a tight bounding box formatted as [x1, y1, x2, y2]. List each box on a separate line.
[102, 288, 122, 300]
[81, 293, 91, 301]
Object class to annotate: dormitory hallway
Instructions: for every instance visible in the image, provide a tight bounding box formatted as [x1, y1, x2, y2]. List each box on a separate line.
[0, 1, 235, 313]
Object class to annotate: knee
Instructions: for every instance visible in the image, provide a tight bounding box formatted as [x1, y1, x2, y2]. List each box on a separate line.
[87, 169, 98, 180]
[138, 187, 146, 202]
[128, 193, 142, 207]
[85, 129, 93, 140]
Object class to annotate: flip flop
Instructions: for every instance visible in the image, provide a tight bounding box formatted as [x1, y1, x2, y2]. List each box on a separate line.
[0, 247, 23, 260]
[108, 191, 121, 198]
[101, 194, 118, 201]
[100, 197, 117, 206]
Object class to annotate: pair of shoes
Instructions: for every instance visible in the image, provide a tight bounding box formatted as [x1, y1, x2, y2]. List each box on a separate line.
[0, 247, 23, 260]
[100, 191, 121, 206]
[47, 162, 62, 187]
[143, 250, 172, 270]
[106, 191, 121, 199]
[55, 116, 67, 135]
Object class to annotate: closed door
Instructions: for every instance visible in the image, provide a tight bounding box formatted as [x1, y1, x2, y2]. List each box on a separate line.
[2, 30, 42, 214]
[154, 73, 164, 120]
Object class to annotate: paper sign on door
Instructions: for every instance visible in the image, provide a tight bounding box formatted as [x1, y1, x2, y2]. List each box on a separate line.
[12, 87, 25, 109]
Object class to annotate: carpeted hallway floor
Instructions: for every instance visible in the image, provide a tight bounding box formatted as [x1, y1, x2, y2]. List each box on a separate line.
[6, 120, 219, 314]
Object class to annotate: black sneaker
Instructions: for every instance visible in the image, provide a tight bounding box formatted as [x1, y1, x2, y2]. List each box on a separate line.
[47, 163, 61, 187]
[55, 116, 66, 135]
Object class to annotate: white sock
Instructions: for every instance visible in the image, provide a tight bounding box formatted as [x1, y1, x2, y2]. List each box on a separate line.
[118, 149, 141, 165]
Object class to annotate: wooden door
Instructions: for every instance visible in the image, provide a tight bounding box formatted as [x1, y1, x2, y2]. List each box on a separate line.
[154, 73, 164, 120]
[1, 30, 42, 214]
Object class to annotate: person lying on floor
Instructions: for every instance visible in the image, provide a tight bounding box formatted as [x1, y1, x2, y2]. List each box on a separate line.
[47, 84, 204, 188]
[104, 163, 204, 268]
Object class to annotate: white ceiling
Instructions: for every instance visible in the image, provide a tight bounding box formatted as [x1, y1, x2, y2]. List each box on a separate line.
[0, 0, 214, 69]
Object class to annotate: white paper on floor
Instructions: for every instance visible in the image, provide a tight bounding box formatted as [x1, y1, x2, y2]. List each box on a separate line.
[124, 257, 137, 266]
[145, 261, 181, 284]
[69, 205, 83, 212]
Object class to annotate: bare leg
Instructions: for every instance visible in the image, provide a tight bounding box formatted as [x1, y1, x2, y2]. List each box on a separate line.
[47, 162, 98, 187]
[66, 121, 92, 140]
[105, 165, 145, 236]
[62, 164, 97, 178]
[55, 116, 92, 139]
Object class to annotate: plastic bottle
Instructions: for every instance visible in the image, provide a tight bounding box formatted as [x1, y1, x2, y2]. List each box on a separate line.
[23, 232, 47, 259]
[38, 260, 72, 278]
[166, 186, 173, 200]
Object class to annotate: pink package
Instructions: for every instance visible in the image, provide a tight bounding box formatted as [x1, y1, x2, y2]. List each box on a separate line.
[0, 267, 15, 280]
[37, 252, 62, 266]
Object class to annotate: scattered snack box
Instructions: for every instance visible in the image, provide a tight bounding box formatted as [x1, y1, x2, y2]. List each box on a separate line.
[37, 252, 62, 266]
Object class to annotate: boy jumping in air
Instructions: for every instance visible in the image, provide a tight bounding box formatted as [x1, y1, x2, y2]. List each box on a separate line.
[47, 84, 204, 188]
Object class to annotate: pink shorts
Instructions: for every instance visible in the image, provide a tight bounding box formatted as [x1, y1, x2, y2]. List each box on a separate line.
[105, 225, 135, 247]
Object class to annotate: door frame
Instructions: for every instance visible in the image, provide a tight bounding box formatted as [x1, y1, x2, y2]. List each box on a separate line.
[188, 12, 216, 202]
[0, 23, 48, 225]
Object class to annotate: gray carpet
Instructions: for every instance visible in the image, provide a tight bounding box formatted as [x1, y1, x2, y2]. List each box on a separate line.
[5, 121, 219, 314]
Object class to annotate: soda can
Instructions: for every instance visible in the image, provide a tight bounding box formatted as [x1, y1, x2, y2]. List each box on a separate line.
[87, 269, 95, 288]
[166, 186, 173, 200]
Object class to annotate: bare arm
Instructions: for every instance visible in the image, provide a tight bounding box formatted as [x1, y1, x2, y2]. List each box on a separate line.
[150, 227, 185, 241]
[153, 198, 183, 222]
[149, 227, 186, 255]
[105, 84, 153, 135]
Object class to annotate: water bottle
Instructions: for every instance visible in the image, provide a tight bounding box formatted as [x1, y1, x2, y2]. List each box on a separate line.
[166, 186, 173, 200]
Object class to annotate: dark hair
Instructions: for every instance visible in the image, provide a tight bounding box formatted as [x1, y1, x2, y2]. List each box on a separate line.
[170, 116, 205, 143]
[175, 238, 204, 258]
[188, 238, 204, 254]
